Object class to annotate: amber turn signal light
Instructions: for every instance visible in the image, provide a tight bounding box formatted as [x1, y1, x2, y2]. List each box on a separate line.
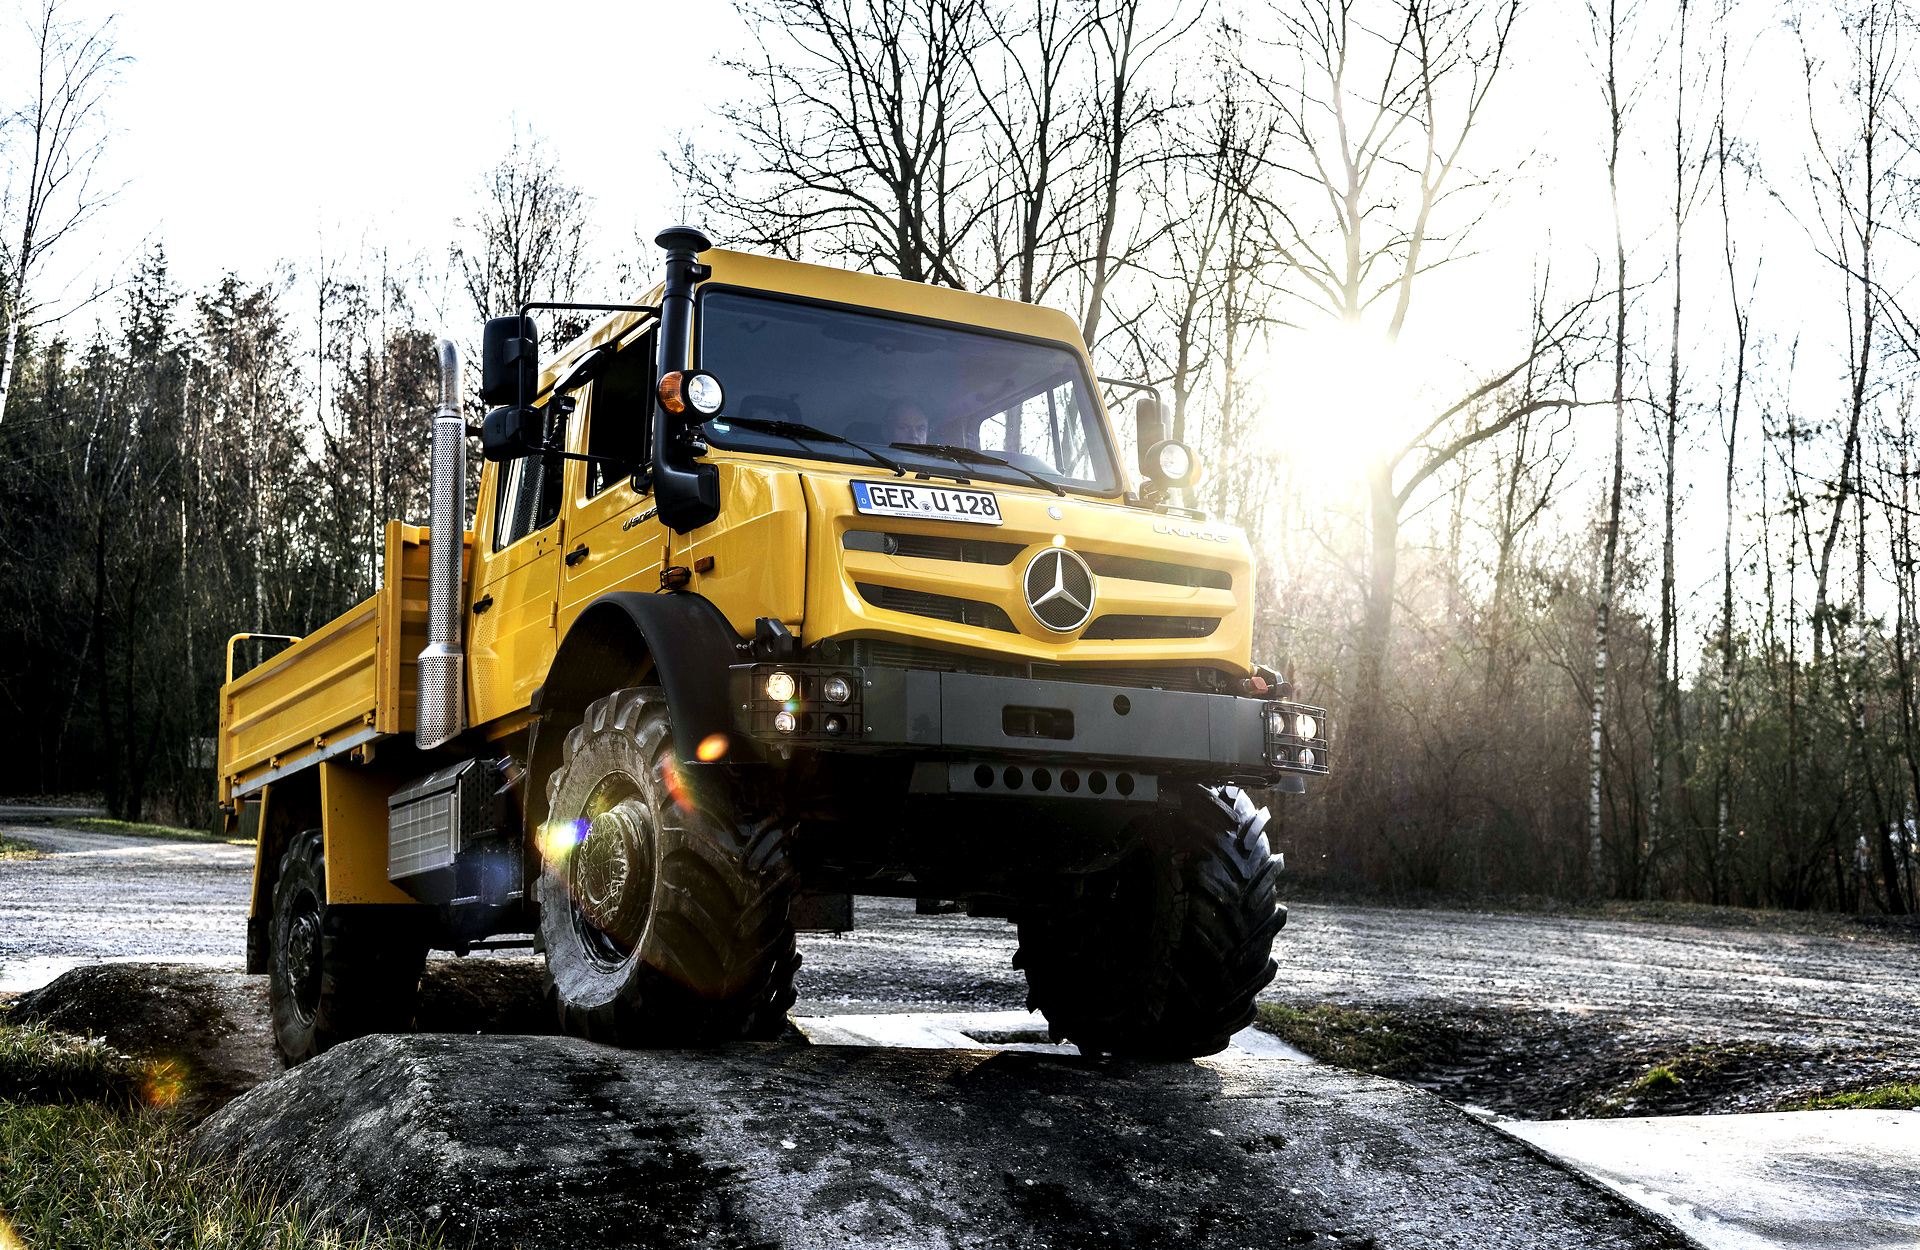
[659, 370, 688, 414]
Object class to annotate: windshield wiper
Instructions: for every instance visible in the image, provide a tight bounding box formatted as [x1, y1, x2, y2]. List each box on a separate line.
[718, 416, 905, 476]
[894, 442, 1067, 497]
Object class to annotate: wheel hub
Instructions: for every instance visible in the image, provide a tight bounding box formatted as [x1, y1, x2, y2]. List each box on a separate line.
[285, 899, 322, 1024]
[571, 797, 654, 950]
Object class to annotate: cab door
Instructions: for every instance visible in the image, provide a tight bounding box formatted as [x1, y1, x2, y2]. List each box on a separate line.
[560, 329, 666, 637]
[469, 405, 568, 726]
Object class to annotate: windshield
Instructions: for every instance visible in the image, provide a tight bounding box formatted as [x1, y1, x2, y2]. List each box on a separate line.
[696, 290, 1119, 494]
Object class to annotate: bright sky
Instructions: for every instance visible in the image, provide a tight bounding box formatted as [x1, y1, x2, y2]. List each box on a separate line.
[33, 0, 749, 331]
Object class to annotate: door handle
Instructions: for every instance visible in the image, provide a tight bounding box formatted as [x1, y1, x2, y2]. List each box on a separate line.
[565, 544, 590, 567]
[471, 594, 493, 615]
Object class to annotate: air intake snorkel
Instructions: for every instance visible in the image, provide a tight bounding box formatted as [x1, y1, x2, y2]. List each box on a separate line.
[651, 225, 721, 533]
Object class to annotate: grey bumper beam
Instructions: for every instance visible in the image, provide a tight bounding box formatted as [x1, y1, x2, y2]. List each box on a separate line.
[731, 665, 1325, 784]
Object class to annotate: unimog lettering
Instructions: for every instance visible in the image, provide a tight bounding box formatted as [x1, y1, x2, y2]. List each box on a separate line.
[216, 227, 1330, 1065]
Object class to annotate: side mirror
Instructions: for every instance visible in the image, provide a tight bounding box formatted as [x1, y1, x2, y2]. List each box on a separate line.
[1134, 398, 1167, 479]
[480, 404, 543, 463]
[481, 315, 540, 407]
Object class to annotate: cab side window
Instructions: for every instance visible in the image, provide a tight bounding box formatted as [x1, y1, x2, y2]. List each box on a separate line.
[586, 330, 656, 498]
[493, 405, 566, 550]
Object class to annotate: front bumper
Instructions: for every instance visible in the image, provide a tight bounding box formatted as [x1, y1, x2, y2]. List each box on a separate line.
[729, 663, 1329, 785]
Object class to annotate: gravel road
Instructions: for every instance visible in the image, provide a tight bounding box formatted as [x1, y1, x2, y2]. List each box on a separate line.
[9, 815, 1915, 1049]
[0, 822, 253, 989]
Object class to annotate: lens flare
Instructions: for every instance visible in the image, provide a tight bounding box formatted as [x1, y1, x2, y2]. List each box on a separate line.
[697, 732, 729, 762]
[539, 818, 588, 862]
[141, 1057, 187, 1109]
[661, 755, 694, 811]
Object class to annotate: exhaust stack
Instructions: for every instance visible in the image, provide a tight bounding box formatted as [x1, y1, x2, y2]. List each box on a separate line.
[416, 338, 467, 750]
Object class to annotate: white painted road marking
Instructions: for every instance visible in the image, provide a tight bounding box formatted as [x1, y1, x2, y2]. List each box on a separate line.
[1501, 1109, 1920, 1250]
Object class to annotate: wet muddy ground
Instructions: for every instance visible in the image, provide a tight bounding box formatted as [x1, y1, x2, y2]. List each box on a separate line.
[5, 814, 1916, 1118]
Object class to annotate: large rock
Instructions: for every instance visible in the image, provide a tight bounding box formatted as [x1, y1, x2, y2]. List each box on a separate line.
[192, 1034, 1693, 1249]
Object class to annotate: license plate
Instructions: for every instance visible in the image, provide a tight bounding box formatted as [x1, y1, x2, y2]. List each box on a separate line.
[851, 480, 1003, 526]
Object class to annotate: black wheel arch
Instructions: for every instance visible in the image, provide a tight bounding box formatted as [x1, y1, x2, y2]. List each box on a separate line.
[527, 591, 748, 837]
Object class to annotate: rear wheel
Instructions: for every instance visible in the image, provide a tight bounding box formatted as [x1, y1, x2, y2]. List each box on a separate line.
[1015, 785, 1286, 1058]
[538, 686, 800, 1046]
[267, 829, 429, 1064]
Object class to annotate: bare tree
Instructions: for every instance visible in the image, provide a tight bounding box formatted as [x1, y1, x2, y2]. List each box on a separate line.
[1713, 0, 1753, 899]
[0, 0, 121, 428]
[970, 0, 1092, 303]
[1790, 0, 1907, 670]
[1244, 0, 1576, 763]
[690, 0, 987, 286]
[1075, 0, 1188, 344]
[452, 131, 593, 337]
[1649, 0, 1713, 887]
[1586, 0, 1638, 889]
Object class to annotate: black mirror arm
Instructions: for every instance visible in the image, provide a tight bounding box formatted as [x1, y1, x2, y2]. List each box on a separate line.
[1097, 376, 1162, 405]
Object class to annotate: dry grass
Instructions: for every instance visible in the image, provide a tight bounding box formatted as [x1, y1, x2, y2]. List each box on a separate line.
[0, 837, 45, 861]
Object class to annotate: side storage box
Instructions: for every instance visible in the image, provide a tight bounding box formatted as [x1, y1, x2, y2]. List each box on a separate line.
[387, 760, 520, 915]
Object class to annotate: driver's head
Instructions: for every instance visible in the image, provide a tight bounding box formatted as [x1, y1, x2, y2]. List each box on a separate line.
[882, 400, 931, 445]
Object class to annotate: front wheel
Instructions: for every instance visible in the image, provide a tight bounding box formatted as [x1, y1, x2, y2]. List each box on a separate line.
[538, 686, 800, 1046]
[1015, 785, 1286, 1058]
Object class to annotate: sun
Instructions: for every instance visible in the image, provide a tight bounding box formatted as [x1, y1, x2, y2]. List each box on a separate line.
[1253, 321, 1437, 478]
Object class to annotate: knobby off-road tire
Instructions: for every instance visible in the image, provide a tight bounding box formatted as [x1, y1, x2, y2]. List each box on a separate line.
[1014, 785, 1286, 1059]
[267, 829, 430, 1065]
[538, 686, 800, 1046]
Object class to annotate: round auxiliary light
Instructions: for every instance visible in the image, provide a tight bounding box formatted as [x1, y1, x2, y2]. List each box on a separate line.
[1299, 748, 1316, 768]
[823, 676, 853, 704]
[765, 671, 796, 702]
[1153, 440, 1194, 481]
[1267, 711, 1286, 736]
[1295, 714, 1318, 740]
[774, 710, 797, 734]
[685, 371, 725, 416]
[824, 714, 846, 736]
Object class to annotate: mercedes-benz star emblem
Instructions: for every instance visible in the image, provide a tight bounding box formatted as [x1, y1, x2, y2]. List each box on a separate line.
[1024, 547, 1096, 632]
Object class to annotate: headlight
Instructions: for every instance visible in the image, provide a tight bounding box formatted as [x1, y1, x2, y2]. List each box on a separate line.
[774, 710, 797, 733]
[823, 676, 852, 704]
[685, 372, 725, 415]
[1267, 711, 1286, 736]
[1299, 748, 1316, 768]
[1154, 441, 1193, 481]
[765, 671, 796, 702]
[1295, 714, 1318, 740]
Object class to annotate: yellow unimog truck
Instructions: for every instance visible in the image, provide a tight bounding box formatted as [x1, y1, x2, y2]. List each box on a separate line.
[217, 227, 1329, 1064]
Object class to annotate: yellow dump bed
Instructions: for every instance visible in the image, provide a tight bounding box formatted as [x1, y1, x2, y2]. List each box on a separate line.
[218, 522, 468, 803]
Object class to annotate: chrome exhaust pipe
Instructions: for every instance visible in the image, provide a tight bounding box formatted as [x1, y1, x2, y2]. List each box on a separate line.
[416, 338, 467, 750]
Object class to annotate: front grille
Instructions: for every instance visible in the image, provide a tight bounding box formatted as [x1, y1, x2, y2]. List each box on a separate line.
[1081, 615, 1221, 640]
[844, 530, 1024, 565]
[836, 639, 1234, 694]
[1083, 553, 1231, 590]
[856, 583, 1017, 632]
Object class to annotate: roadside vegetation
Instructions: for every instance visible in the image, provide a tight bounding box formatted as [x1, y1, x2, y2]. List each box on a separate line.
[1787, 1083, 1920, 1111]
[0, 1016, 435, 1249]
[0, 837, 44, 861]
[1253, 1003, 1439, 1077]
